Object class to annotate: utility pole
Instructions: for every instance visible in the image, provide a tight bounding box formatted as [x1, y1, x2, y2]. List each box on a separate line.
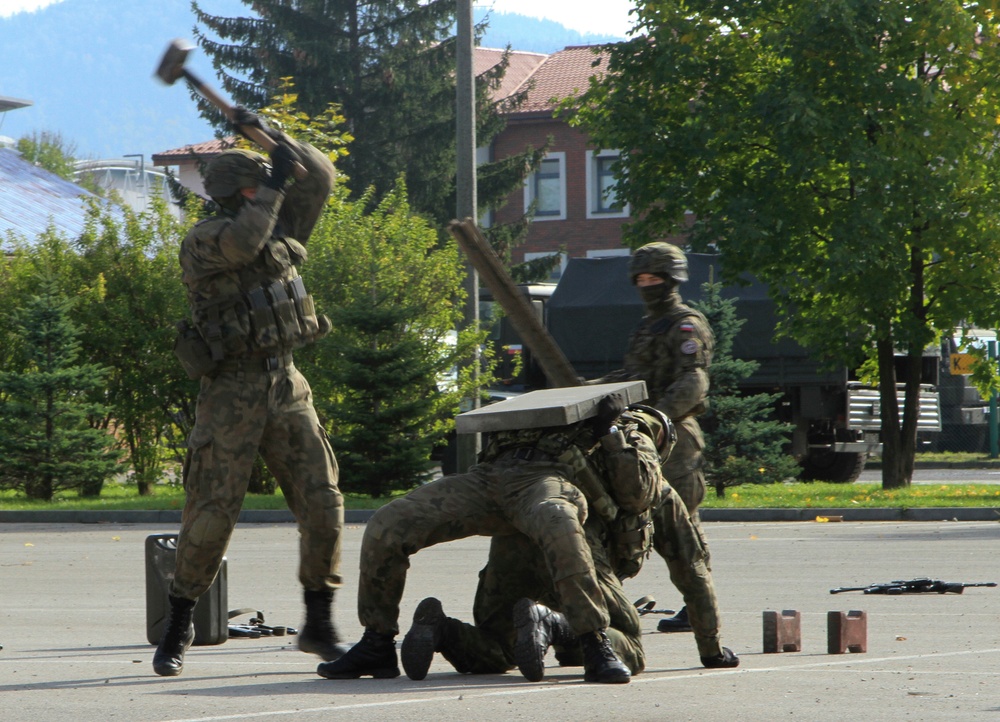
[454, 0, 480, 472]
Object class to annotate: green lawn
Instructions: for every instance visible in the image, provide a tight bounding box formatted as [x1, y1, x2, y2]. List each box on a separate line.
[0, 483, 397, 512]
[701, 482, 1000, 508]
[2, 478, 999, 511]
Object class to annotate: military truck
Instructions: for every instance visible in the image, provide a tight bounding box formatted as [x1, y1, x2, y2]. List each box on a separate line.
[486, 253, 942, 484]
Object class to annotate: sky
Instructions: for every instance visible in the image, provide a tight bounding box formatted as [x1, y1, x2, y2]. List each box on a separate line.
[478, 0, 637, 38]
[0, 0, 639, 37]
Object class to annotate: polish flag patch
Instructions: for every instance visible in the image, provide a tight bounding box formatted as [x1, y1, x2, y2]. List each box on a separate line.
[679, 322, 695, 332]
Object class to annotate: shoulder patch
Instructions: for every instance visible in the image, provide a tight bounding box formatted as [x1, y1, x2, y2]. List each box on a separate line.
[680, 339, 700, 355]
[679, 322, 695, 333]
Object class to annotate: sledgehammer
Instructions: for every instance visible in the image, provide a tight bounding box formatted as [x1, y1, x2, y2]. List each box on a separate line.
[154, 38, 306, 178]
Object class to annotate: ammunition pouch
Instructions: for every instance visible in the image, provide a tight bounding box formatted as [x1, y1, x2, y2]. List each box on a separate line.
[173, 319, 217, 380]
[191, 275, 330, 360]
[610, 510, 654, 580]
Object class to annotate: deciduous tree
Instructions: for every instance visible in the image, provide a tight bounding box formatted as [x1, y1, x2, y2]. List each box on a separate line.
[573, 0, 1000, 488]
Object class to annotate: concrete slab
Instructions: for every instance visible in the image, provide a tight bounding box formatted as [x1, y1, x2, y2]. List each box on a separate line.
[1, 520, 999, 721]
[454, 381, 646, 433]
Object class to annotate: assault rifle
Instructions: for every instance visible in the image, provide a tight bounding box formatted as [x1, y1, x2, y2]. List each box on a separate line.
[830, 578, 997, 595]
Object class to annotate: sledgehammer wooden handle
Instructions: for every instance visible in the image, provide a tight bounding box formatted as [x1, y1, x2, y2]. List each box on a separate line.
[155, 38, 307, 179]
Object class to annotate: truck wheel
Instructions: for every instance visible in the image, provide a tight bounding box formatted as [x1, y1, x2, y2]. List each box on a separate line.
[798, 451, 866, 484]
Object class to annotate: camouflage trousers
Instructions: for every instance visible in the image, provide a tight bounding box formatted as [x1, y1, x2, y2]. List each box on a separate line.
[662, 417, 707, 519]
[171, 364, 343, 600]
[430, 526, 645, 676]
[650, 484, 724, 659]
[357, 457, 608, 637]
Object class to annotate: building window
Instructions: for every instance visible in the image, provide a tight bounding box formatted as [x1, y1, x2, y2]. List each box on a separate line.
[524, 152, 566, 221]
[586, 248, 630, 259]
[586, 150, 629, 219]
[524, 251, 567, 282]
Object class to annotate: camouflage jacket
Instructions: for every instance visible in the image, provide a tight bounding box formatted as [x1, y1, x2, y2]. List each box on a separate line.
[179, 136, 335, 359]
[598, 292, 713, 421]
[483, 417, 662, 520]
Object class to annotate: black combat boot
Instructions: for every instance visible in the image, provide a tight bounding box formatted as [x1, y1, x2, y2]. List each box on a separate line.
[152, 595, 196, 677]
[553, 641, 584, 667]
[580, 629, 631, 684]
[299, 589, 350, 661]
[316, 629, 400, 679]
[401, 597, 448, 680]
[657, 605, 693, 633]
[701, 646, 740, 668]
[512, 598, 578, 682]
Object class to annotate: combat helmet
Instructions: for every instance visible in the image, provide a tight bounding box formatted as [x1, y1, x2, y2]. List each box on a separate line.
[628, 242, 688, 284]
[624, 404, 676, 463]
[203, 149, 269, 199]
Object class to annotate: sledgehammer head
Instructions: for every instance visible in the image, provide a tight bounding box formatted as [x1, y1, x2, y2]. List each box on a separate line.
[155, 38, 195, 85]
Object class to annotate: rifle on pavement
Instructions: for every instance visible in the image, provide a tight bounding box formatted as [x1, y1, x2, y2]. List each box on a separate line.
[830, 578, 997, 595]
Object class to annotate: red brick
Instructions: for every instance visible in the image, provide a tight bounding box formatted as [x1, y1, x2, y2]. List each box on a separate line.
[762, 610, 802, 653]
[828, 610, 867, 654]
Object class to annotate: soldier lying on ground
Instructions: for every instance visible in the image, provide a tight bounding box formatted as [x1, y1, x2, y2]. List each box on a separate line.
[317, 390, 657, 684]
[397, 405, 739, 682]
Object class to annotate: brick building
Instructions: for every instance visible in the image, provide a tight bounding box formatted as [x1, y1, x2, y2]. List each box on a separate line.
[152, 44, 675, 276]
[478, 45, 634, 278]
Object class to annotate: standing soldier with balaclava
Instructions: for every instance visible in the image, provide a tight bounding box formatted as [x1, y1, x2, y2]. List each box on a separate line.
[154, 108, 345, 676]
[593, 242, 721, 637]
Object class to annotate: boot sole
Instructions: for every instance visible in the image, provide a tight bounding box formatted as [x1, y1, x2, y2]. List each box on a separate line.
[401, 598, 445, 681]
[512, 599, 546, 682]
[656, 621, 693, 633]
[401, 627, 436, 680]
[152, 661, 183, 677]
[584, 671, 631, 684]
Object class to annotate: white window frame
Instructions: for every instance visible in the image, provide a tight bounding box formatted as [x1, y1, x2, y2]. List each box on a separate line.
[524, 152, 567, 221]
[585, 149, 629, 219]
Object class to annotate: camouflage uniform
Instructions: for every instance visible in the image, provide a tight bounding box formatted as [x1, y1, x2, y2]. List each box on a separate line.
[396, 411, 668, 675]
[444, 424, 728, 671]
[356, 421, 610, 642]
[622, 296, 713, 521]
[591, 243, 722, 641]
[171, 136, 342, 601]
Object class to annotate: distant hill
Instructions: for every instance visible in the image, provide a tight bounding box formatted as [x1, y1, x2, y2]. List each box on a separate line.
[0, 0, 625, 163]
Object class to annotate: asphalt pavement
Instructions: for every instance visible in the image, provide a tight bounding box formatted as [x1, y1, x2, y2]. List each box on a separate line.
[2, 520, 999, 722]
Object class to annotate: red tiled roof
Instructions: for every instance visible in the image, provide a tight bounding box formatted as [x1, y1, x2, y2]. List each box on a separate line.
[516, 45, 608, 115]
[151, 137, 237, 165]
[475, 46, 548, 103]
[153, 44, 609, 159]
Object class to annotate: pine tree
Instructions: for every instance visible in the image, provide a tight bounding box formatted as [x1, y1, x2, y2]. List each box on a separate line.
[300, 183, 489, 497]
[693, 281, 800, 496]
[191, 0, 537, 233]
[0, 279, 121, 501]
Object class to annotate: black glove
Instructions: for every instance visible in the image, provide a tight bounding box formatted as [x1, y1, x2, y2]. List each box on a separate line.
[591, 392, 626, 440]
[230, 106, 280, 143]
[264, 141, 300, 190]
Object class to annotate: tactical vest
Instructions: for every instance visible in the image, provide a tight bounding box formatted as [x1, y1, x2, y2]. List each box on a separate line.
[624, 302, 711, 414]
[174, 229, 330, 378]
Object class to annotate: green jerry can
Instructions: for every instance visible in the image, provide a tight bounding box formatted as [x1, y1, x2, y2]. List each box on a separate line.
[145, 533, 229, 646]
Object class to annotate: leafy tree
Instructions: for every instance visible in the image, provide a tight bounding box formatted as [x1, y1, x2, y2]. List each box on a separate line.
[0, 279, 120, 500]
[69, 198, 197, 496]
[15, 131, 78, 180]
[191, 0, 540, 249]
[572, 1, 1000, 488]
[299, 182, 491, 496]
[693, 281, 800, 496]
